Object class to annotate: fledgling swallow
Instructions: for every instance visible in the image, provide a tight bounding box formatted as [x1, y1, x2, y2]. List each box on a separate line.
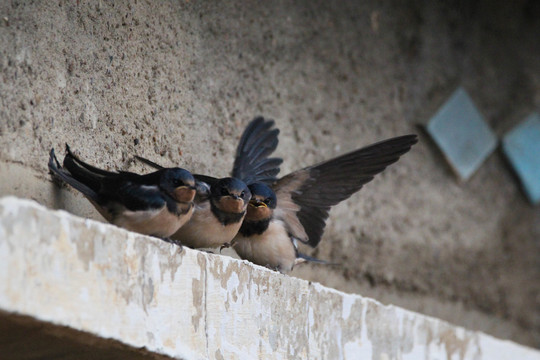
[170, 176, 252, 248]
[135, 116, 283, 249]
[231, 134, 418, 273]
[48, 145, 197, 240]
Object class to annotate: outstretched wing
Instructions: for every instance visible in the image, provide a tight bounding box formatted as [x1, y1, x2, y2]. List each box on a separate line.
[232, 116, 283, 185]
[273, 134, 418, 247]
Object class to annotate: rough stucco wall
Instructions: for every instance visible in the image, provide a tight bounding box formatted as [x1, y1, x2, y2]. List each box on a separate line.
[0, 0, 539, 348]
[1, 197, 540, 360]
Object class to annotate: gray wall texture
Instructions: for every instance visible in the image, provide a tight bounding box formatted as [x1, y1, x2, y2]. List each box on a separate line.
[1, 0, 539, 348]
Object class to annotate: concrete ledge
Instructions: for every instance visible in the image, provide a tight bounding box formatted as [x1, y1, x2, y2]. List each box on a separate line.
[0, 197, 538, 360]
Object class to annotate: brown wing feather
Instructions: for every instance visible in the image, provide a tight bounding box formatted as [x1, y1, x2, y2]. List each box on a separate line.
[274, 134, 418, 247]
[273, 170, 310, 242]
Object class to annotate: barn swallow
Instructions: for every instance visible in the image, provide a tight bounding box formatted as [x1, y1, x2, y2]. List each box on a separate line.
[231, 134, 418, 273]
[135, 116, 283, 249]
[48, 145, 197, 240]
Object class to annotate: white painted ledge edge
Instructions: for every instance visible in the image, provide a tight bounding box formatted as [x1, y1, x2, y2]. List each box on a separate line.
[0, 196, 538, 360]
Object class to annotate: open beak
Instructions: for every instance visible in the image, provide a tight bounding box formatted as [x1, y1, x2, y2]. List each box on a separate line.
[249, 199, 267, 208]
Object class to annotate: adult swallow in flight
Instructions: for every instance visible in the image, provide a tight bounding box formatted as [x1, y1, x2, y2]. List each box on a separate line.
[135, 116, 283, 249]
[48, 145, 197, 240]
[231, 134, 418, 273]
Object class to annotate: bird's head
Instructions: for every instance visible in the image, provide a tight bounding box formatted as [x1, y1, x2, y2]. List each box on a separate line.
[211, 177, 251, 214]
[245, 182, 276, 222]
[160, 168, 197, 203]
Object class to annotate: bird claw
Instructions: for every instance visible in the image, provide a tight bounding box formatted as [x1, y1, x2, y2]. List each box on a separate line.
[219, 242, 231, 254]
[265, 264, 281, 272]
[161, 237, 184, 253]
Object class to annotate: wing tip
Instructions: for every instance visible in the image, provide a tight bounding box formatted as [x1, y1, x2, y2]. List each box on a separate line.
[134, 155, 165, 170]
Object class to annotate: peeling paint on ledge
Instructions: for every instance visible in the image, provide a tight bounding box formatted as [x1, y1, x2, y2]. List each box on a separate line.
[0, 196, 538, 360]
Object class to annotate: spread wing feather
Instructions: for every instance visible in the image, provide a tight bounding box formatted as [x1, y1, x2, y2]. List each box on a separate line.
[232, 116, 283, 185]
[274, 134, 418, 247]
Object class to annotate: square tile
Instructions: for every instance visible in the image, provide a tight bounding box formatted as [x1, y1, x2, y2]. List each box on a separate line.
[502, 112, 540, 205]
[427, 87, 497, 180]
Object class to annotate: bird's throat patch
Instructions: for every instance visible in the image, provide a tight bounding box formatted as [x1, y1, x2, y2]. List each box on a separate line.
[174, 187, 196, 203]
[219, 197, 245, 214]
[246, 205, 272, 222]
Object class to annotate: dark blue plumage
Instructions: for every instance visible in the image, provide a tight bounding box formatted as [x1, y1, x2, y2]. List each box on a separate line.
[48, 146, 197, 238]
[133, 116, 283, 248]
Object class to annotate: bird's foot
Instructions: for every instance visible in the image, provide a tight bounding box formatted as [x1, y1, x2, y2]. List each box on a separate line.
[219, 242, 231, 254]
[161, 237, 183, 253]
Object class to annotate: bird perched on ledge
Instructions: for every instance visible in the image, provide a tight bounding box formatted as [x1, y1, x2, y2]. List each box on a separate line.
[169, 175, 252, 249]
[232, 134, 418, 273]
[135, 116, 283, 249]
[48, 145, 197, 240]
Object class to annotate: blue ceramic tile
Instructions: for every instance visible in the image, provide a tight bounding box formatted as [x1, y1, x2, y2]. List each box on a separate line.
[427, 87, 497, 180]
[502, 112, 540, 205]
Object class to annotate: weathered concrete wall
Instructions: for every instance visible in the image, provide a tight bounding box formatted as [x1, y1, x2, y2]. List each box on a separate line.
[1, 197, 539, 359]
[1, 0, 539, 348]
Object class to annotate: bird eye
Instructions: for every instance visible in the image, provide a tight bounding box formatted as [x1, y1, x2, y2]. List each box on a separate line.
[264, 198, 270, 204]
[241, 191, 245, 198]
[173, 179, 182, 187]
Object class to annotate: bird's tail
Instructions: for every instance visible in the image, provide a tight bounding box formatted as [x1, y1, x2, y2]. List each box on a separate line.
[48, 148, 100, 202]
[61, 144, 117, 194]
[64, 144, 117, 176]
[295, 252, 341, 267]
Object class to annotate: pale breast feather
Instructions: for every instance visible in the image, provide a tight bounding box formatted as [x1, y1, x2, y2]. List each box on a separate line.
[113, 204, 193, 238]
[233, 219, 297, 272]
[170, 200, 244, 248]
